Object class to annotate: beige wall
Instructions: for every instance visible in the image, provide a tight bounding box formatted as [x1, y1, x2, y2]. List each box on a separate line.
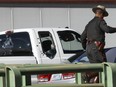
[0, 7, 116, 47]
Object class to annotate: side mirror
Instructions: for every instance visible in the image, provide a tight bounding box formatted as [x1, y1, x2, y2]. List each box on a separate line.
[45, 48, 56, 59]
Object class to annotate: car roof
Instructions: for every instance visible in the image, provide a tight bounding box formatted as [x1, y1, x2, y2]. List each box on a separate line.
[0, 27, 78, 35]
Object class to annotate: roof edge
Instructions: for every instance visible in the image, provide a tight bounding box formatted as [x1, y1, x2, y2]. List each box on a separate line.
[0, 0, 116, 4]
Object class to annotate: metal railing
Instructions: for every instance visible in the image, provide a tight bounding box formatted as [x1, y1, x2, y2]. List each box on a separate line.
[0, 64, 5, 87]
[5, 63, 104, 87]
[23, 84, 104, 87]
[0, 63, 115, 87]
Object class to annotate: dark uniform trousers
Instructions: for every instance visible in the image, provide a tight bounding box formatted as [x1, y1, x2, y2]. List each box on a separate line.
[83, 41, 106, 83]
[82, 41, 106, 83]
[86, 41, 106, 63]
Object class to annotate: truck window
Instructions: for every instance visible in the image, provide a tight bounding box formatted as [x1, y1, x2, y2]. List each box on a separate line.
[38, 31, 56, 59]
[57, 30, 83, 54]
[0, 32, 32, 56]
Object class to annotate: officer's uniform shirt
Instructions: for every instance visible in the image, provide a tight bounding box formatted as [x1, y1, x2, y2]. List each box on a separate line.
[81, 17, 116, 49]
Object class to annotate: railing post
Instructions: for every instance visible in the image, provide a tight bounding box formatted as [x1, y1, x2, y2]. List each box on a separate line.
[0, 76, 5, 87]
[5, 66, 22, 87]
[0, 64, 5, 87]
[103, 63, 116, 87]
[22, 75, 31, 86]
[76, 73, 83, 84]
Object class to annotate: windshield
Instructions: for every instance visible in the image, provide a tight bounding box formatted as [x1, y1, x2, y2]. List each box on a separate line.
[57, 30, 83, 54]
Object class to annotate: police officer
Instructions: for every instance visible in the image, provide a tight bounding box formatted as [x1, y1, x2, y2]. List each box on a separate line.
[81, 5, 116, 83]
[81, 5, 116, 63]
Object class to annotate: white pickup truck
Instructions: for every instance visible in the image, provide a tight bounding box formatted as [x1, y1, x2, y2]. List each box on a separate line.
[0, 28, 83, 83]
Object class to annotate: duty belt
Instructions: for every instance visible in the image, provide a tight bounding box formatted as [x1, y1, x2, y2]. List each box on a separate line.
[87, 40, 105, 51]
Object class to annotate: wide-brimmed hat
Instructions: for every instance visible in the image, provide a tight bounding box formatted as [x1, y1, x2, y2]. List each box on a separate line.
[92, 5, 108, 17]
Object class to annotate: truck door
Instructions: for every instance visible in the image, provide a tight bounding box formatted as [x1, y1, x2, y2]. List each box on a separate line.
[53, 29, 83, 63]
[36, 29, 61, 64]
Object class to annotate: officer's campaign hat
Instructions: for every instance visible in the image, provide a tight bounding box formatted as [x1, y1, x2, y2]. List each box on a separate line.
[92, 5, 108, 17]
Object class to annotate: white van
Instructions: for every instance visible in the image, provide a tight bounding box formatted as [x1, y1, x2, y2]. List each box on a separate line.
[0, 28, 83, 83]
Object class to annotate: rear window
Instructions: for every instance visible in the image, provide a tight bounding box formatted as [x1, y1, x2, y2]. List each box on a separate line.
[0, 32, 33, 56]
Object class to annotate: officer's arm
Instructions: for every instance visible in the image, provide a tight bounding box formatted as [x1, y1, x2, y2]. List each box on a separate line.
[100, 20, 116, 33]
[81, 28, 87, 50]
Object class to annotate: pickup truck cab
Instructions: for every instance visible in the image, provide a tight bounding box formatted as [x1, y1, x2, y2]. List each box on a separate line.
[0, 28, 83, 83]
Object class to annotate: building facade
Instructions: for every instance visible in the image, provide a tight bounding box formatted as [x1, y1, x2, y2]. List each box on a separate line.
[0, 0, 116, 47]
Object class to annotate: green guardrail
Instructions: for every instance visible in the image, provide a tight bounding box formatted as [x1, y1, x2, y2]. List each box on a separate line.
[5, 63, 104, 87]
[0, 64, 71, 87]
[0, 64, 5, 87]
[0, 62, 114, 87]
[23, 83, 104, 87]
